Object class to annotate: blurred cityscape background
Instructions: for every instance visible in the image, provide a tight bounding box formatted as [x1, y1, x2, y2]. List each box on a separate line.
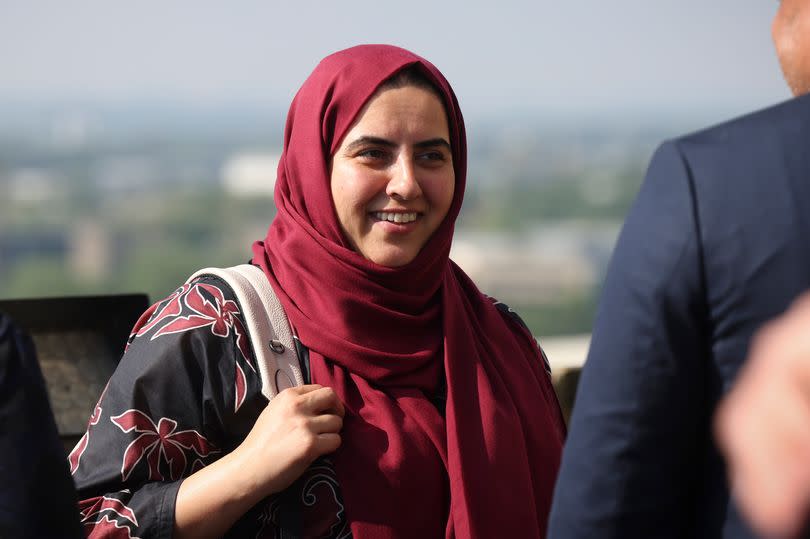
[0, 1, 789, 345]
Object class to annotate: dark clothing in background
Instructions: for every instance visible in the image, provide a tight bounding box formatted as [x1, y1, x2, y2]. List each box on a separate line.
[549, 94, 810, 538]
[0, 313, 82, 538]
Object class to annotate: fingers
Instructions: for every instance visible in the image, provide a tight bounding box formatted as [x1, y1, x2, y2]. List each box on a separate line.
[273, 384, 346, 417]
[308, 413, 343, 434]
[316, 432, 342, 454]
[306, 387, 345, 417]
[280, 385, 345, 417]
[287, 384, 325, 395]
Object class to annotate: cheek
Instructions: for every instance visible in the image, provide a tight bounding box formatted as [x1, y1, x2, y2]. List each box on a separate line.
[331, 169, 378, 222]
[428, 172, 456, 219]
[330, 172, 358, 237]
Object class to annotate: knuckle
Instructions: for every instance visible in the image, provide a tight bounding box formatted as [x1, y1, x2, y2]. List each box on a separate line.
[301, 432, 318, 454]
[292, 415, 309, 430]
[289, 396, 306, 414]
[273, 391, 294, 412]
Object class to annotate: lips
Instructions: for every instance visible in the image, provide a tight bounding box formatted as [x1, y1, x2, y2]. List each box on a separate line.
[371, 211, 419, 224]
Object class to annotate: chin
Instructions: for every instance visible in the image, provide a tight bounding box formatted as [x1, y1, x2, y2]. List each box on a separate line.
[790, 78, 810, 97]
[779, 58, 810, 97]
[366, 249, 418, 268]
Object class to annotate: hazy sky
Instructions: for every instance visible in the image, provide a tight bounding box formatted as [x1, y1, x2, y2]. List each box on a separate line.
[0, 1, 790, 119]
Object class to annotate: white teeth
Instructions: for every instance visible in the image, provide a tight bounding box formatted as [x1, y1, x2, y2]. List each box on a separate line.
[374, 211, 417, 224]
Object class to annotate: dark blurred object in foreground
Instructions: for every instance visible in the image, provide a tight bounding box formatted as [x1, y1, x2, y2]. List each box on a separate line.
[0, 312, 83, 538]
[0, 294, 149, 452]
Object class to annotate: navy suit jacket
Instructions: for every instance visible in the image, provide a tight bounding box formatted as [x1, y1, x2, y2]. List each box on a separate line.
[549, 94, 810, 538]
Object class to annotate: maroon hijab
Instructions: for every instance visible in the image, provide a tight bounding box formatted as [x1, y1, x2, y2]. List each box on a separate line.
[252, 44, 565, 538]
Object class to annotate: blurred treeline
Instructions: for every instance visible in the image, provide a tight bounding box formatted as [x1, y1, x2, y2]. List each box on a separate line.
[0, 106, 661, 336]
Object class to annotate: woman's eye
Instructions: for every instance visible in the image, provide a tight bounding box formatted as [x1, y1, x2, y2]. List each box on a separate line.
[357, 149, 388, 161]
[418, 150, 446, 163]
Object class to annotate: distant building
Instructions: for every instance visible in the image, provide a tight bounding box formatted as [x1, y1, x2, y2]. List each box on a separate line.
[68, 221, 112, 281]
[92, 155, 162, 194]
[450, 222, 618, 305]
[0, 231, 69, 277]
[541, 333, 590, 371]
[3, 168, 67, 203]
[221, 152, 280, 197]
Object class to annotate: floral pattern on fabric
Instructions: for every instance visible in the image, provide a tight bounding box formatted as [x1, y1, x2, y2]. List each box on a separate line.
[257, 458, 351, 539]
[79, 491, 140, 539]
[111, 410, 219, 482]
[71, 274, 350, 538]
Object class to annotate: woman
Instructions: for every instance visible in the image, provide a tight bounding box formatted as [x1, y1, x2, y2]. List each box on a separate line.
[71, 44, 566, 538]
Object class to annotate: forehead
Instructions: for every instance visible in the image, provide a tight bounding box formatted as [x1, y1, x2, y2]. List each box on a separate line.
[339, 85, 450, 143]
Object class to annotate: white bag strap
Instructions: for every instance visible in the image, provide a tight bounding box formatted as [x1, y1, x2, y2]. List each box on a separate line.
[187, 264, 304, 400]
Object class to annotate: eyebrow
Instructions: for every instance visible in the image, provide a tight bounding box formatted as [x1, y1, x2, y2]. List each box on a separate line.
[343, 135, 451, 154]
[415, 138, 452, 151]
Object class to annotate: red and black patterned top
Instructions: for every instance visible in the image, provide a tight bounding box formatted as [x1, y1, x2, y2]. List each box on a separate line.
[69, 276, 351, 538]
[69, 275, 550, 538]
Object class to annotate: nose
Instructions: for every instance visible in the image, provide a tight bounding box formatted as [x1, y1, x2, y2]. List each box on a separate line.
[386, 152, 423, 200]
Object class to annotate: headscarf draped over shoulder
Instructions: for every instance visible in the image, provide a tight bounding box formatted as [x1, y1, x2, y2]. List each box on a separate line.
[252, 44, 564, 538]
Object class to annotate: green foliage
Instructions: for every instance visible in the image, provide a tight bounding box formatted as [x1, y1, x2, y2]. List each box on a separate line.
[511, 289, 599, 337]
[0, 131, 649, 337]
[461, 166, 644, 231]
[1, 255, 92, 299]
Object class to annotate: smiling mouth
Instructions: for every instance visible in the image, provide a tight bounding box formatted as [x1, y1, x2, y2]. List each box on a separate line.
[372, 211, 419, 224]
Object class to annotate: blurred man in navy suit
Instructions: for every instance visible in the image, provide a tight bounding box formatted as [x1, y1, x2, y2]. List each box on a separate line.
[0, 313, 82, 538]
[550, 1, 810, 537]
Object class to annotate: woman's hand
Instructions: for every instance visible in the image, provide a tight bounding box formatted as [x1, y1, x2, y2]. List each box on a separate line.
[174, 384, 344, 539]
[232, 384, 345, 497]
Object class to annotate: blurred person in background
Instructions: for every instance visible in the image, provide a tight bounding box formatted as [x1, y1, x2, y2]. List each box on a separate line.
[549, 0, 810, 537]
[69, 45, 565, 538]
[0, 312, 82, 538]
[716, 292, 810, 539]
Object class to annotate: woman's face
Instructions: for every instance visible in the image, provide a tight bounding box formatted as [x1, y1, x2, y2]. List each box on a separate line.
[330, 85, 455, 267]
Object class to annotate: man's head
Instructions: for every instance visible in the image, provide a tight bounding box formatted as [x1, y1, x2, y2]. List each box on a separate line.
[773, 0, 810, 96]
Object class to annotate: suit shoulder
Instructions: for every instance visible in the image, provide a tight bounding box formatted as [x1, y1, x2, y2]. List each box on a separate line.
[673, 94, 810, 149]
